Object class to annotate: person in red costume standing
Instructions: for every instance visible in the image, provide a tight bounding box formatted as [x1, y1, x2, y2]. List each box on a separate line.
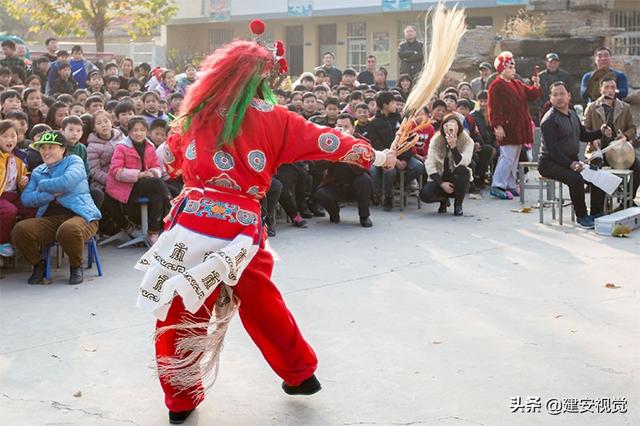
[134, 20, 397, 424]
[488, 51, 541, 199]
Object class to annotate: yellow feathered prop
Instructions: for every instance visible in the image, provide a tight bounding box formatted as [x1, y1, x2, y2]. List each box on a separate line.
[392, 3, 467, 155]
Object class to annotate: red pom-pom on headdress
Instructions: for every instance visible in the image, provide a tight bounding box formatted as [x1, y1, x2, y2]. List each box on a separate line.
[249, 19, 266, 36]
[277, 58, 288, 74]
[494, 51, 515, 74]
[274, 40, 285, 57]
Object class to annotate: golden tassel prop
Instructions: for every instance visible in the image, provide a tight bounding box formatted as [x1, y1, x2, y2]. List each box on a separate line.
[391, 3, 467, 156]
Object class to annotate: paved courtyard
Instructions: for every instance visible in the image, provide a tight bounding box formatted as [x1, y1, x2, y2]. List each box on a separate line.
[1, 193, 638, 425]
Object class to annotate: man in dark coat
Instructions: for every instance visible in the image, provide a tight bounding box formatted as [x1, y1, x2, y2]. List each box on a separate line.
[398, 25, 424, 80]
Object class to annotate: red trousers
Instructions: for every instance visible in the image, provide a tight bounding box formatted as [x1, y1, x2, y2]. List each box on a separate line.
[155, 243, 318, 412]
[0, 192, 35, 244]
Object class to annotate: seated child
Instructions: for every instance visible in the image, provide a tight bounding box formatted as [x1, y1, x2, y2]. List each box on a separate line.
[106, 116, 170, 245]
[0, 120, 34, 257]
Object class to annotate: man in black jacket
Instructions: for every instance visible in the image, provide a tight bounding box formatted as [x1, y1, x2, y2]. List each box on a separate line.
[315, 114, 374, 227]
[538, 82, 608, 229]
[368, 91, 423, 211]
[398, 25, 424, 80]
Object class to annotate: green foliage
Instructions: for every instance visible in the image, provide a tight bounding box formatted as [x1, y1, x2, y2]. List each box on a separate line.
[0, 0, 178, 49]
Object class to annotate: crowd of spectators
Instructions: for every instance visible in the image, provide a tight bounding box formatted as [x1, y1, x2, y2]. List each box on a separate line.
[0, 29, 636, 284]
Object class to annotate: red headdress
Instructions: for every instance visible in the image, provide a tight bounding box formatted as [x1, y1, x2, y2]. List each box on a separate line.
[175, 20, 288, 147]
[494, 51, 515, 74]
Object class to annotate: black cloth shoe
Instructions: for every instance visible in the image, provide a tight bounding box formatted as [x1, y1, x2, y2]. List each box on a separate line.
[360, 217, 373, 228]
[69, 266, 83, 285]
[383, 196, 393, 211]
[454, 203, 463, 216]
[169, 409, 194, 424]
[329, 214, 340, 223]
[28, 260, 46, 285]
[282, 374, 322, 396]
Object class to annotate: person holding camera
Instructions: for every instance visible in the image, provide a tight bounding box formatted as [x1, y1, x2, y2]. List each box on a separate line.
[420, 113, 474, 216]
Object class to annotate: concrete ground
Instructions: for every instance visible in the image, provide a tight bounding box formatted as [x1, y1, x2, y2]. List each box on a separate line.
[1, 192, 638, 426]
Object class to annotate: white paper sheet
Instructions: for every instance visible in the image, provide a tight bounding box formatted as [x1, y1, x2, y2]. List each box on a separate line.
[581, 167, 623, 195]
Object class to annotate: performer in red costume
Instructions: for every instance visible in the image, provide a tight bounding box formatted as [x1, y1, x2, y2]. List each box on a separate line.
[135, 20, 397, 424]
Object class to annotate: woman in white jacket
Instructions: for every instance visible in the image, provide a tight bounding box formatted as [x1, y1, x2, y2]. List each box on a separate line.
[420, 113, 474, 216]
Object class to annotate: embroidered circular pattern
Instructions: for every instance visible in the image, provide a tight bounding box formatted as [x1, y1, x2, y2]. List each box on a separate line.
[247, 150, 266, 172]
[237, 209, 258, 226]
[250, 99, 274, 112]
[213, 151, 234, 171]
[162, 145, 175, 164]
[185, 141, 197, 160]
[318, 133, 340, 153]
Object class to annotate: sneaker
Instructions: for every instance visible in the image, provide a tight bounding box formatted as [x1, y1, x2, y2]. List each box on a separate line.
[509, 188, 520, 197]
[576, 215, 595, 229]
[437, 199, 448, 213]
[490, 186, 510, 200]
[591, 211, 605, 219]
[0, 243, 14, 257]
[299, 208, 314, 219]
[292, 214, 307, 228]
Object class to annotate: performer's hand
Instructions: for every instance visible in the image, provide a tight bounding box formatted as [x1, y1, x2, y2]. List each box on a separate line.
[592, 140, 601, 150]
[440, 182, 455, 194]
[570, 161, 583, 172]
[382, 150, 397, 170]
[495, 126, 505, 142]
[20, 175, 29, 187]
[396, 159, 407, 170]
[616, 129, 626, 140]
[474, 142, 481, 152]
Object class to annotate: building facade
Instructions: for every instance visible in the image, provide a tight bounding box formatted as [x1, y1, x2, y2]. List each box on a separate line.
[164, 0, 529, 79]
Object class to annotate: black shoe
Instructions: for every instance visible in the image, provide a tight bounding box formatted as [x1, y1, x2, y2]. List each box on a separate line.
[360, 217, 373, 228]
[383, 196, 393, 211]
[329, 214, 340, 223]
[28, 260, 46, 285]
[311, 205, 326, 217]
[454, 203, 463, 216]
[69, 266, 84, 285]
[169, 409, 194, 424]
[266, 224, 276, 237]
[437, 199, 448, 214]
[299, 208, 314, 219]
[282, 374, 322, 396]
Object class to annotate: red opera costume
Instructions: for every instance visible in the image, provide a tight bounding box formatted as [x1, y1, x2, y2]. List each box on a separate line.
[133, 23, 392, 422]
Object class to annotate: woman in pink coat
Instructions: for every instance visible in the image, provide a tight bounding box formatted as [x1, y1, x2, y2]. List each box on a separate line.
[106, 116, 170, 244]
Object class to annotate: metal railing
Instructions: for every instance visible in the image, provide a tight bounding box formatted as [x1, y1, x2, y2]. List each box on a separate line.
[611, 31, 640, 56]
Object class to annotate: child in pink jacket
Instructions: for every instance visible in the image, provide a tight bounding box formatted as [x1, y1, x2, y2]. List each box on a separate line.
[106, 116, 170, 244]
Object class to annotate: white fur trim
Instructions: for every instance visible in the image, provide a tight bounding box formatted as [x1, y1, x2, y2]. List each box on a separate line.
[373, 150, 387, 167]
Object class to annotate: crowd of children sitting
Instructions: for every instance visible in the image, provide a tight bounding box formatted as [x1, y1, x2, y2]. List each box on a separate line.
[0, 43, 505, 285]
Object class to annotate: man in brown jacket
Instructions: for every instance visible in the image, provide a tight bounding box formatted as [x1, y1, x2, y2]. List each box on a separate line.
[583, 77, 639, 198]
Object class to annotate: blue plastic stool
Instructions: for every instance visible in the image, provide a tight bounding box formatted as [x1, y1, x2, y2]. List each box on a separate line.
[43, 237, 103, 280]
